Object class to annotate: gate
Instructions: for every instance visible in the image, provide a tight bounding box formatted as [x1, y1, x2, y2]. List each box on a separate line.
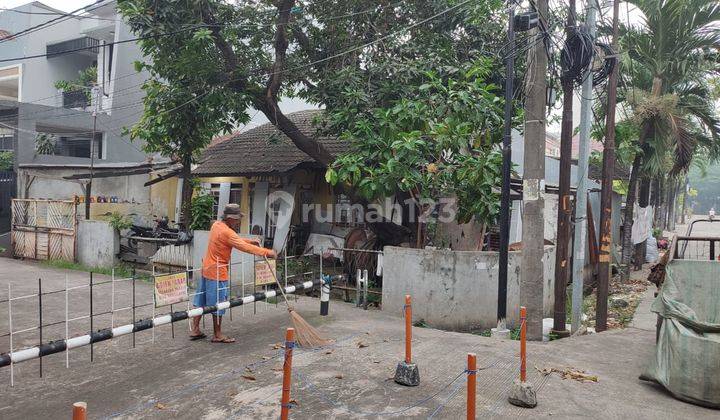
[11, 199, 77, 261]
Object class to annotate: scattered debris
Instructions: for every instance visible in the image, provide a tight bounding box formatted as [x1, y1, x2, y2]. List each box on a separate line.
[271, 343, 284, 350]
[155, 403, 167, 410]
[357, 341, 369, 348]
[508, 379, 537, 408]
[610, 297, 629, 308]
[334, 374, 344, 379]
[241, 374, 257, 381]
[537, 366, 598, 382]
[325, 349, 334, 355]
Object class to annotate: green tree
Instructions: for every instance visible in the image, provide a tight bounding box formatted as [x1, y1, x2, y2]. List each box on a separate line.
[325, 59, 505, 226]
[118, 0, 509, 233]
[615, 0, 720, 277]
[0, 151, 12, 171]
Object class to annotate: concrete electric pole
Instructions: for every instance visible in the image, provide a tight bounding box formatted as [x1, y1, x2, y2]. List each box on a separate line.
[521, 0, 549, 341]
[552, 0, 576, 338]
[570, 1, 598, 334]
[596, 0, 621, 332]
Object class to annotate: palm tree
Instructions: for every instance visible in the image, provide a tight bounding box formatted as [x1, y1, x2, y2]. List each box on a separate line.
[616, 0, 720, 279]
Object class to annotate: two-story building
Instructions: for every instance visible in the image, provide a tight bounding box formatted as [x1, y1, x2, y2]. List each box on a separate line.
[0, 2, 183, 233]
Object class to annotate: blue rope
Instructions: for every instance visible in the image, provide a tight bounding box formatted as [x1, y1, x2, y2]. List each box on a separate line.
[427, 378, 466, 419]
[293, 369, 467, 417]
[103, 333, 363, 419]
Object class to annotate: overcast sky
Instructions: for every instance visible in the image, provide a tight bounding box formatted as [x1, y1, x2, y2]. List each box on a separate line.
[3, 0, 646, 133]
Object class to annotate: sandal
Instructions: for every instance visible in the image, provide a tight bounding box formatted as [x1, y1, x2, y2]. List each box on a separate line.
[189, 333, 207, 341]
[211, 336, 236, 343]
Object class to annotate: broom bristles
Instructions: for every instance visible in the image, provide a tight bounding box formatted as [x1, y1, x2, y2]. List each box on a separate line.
[289, 309, 332, 348]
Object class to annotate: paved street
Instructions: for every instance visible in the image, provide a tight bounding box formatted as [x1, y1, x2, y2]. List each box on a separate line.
[0, 257, 717, 419]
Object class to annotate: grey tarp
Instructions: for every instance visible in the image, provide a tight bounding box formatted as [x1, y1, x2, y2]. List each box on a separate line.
[641, 260, 720, 408]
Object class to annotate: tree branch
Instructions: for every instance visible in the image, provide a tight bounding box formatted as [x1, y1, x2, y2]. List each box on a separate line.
[200, 2, 247, 92]
[256, 0, 334, 166]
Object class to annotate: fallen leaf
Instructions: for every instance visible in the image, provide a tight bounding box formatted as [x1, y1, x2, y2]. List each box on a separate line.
[155, 403, 166, 410]
[245, 366, 254, 373]
[272, 343, 284, 350]
[241, 374, 257, 381]
[357, 341, 369, 348]
[262, 356, 271, 361]
[289, 399, 299, 407]
[372, 360, 381, 364]
[325, 349, 334, 355]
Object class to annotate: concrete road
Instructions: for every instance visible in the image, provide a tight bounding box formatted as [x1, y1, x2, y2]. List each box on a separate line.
[0, 258, 717, 419]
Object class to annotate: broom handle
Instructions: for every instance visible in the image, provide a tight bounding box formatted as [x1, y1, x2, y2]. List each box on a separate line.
[263, 256, 292, 308]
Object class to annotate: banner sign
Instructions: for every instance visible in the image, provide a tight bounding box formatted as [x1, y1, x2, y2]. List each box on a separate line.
[255, 259, 277, 286]
[154, 272, 188, 307]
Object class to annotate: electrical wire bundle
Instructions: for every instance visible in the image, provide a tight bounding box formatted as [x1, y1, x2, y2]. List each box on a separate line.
[591, 42, 616, 86]
[560, 25, 595, 85]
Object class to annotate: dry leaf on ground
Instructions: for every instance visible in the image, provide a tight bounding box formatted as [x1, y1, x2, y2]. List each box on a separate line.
[241, 374, 257, 381]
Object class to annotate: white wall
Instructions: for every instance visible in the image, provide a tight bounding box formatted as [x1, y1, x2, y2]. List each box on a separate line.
[77, 219, 118, 268]
[382, 246, 556, 331]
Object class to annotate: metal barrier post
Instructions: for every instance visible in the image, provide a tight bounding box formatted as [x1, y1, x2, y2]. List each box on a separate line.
[132, 268, 136, 349]
[520, 306, 527, 382]
[8, 283, 13, 386]
[467, 353, 477, 420]
[363, 269, 369, 310]
[89, 272, 94, 361]
[72, 402, 87, 420]
[110, 268, 115, 330]
[38, 278, 43, 377]
[280, 327, 295, 420]
[65, 274, 69, 368]
[320, 274, 330, 316]
[355, 269, 361, 307]
[394, 294, 420, 386]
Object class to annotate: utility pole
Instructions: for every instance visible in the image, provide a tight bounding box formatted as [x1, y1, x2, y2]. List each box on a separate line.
[495, 6, 515, 337]
[85, 85, 101, 220]
[596, 0, 621, 332]
[571, 1, 597, 334]
[521, 0, 548, 341]
[552, 0, 576, 338]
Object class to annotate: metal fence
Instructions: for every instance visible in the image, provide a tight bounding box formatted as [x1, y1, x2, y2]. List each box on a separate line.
[0, 248, 327, 386]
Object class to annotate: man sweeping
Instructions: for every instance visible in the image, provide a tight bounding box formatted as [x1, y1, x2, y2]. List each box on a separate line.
[190, 203, 276, 343]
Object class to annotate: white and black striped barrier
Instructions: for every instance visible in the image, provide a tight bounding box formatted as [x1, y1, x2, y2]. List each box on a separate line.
[0, 279, 322, 368]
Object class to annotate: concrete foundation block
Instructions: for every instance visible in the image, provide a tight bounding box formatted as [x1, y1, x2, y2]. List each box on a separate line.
[507, 379, 537, 408]
[394, 361, 420, 386]
[490, 328, 510, 339]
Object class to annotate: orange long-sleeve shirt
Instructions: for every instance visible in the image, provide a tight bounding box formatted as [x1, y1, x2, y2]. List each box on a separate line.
[202, 221, 274, 280]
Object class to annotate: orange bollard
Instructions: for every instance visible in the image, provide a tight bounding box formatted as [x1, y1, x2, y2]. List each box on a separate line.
[405, 295, 412, 363]
[467, 353, 476, 420]
[72, 402, 87, 420]
[280, 328, 295, 420]
[520, 306, 527, 383]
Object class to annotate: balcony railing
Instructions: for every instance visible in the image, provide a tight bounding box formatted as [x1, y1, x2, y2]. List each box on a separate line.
[62, 90, 89, 109]
[47, 37, 100, 57]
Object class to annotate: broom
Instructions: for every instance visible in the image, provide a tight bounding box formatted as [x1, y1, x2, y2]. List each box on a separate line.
[263, 256, 331, 348]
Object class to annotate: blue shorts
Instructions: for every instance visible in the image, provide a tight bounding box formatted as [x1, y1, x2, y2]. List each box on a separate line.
[193, 276, 229, 316]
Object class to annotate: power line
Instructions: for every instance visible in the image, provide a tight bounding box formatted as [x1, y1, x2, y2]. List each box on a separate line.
[0, 24, 211, 64]
[0, 0, 107, 45]
[2, 0, 475, 152]
[0, 7, 119, 22]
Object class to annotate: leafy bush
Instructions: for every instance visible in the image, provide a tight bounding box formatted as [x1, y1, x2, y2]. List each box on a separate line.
[54, 66, 97, 101]
[190, 192, 216, 231]
[0, 151, 12, 170]
[35, 133, 56, 155]
[107, 212, 133, 231]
